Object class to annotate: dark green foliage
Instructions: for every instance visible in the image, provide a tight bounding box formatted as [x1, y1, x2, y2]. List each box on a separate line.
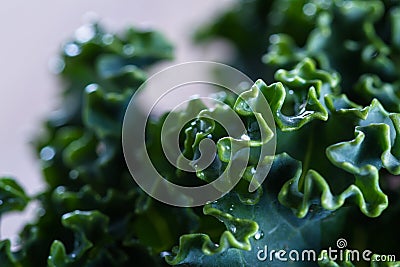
[1, 23, 197, 266]
[1, 1, 400, 266]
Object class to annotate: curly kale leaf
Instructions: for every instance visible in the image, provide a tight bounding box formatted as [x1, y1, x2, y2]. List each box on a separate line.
[261, 58, 339, 130]
[0, 177, 29, 215]
[200, 0, 400, 113]
[195, 0, 323, 79]
[0, 1, 399, 266]
[166, 154, 345, 267]
[0, 23, 189, 267]
[265, 0, 400, 111]
[47, 210, 174, 267]
[47, 22, 172, 129]
[355, 75, 400, 113]
[160, 58, 399, 265]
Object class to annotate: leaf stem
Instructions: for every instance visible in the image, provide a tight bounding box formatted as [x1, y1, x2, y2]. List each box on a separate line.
[299, 126, 314, 191]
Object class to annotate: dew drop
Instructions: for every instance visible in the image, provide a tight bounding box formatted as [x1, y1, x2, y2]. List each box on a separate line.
[303, 3, 317, 16]
[269, 34, 280, 44]
[102, 33, 114, 45]
[55, 186, 66, 194]
[197, 172, 205, 180]
[241, 134, 250, 141]
[160, 251, 171, 257]
[69, 170, 79, 180]
[85, 83, 99, 93]
[254, 230, 264, 240]
[230, 225, 237, 233]
[40, 146, 56, 161]
[0, 200, 3, 205]
[75, 24, 96, 43]
[64, 43, 81, 57]
[123, 44, 135, 56]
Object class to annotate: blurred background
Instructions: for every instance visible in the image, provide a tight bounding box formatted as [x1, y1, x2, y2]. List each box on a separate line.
[0, 0, 234, 242]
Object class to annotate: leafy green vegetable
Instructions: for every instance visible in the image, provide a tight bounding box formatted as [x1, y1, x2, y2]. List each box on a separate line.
[158, 58, 397, 265]
[0, 178, 29, 215]
[0, 23, 186, 267]
[194, 0, 400, 265]
[0, 0, 399, 266]
[265, 0, 400, 104]
[166, 153, 346, 267]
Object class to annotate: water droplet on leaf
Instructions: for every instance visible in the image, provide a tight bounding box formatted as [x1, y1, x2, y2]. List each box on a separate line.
[64, 43, 81, 57]
[69, 170, 79, 180]
[254, 230, 264, 240]
[40, 146, 56, 161]
[123, 44, 135, 55]
[102, 34, 114, 45]
[241, 134, 250, 141]
[85, 83, 99, 93]
[75, 24, 96, 43]
[303, 3, 317, 16]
